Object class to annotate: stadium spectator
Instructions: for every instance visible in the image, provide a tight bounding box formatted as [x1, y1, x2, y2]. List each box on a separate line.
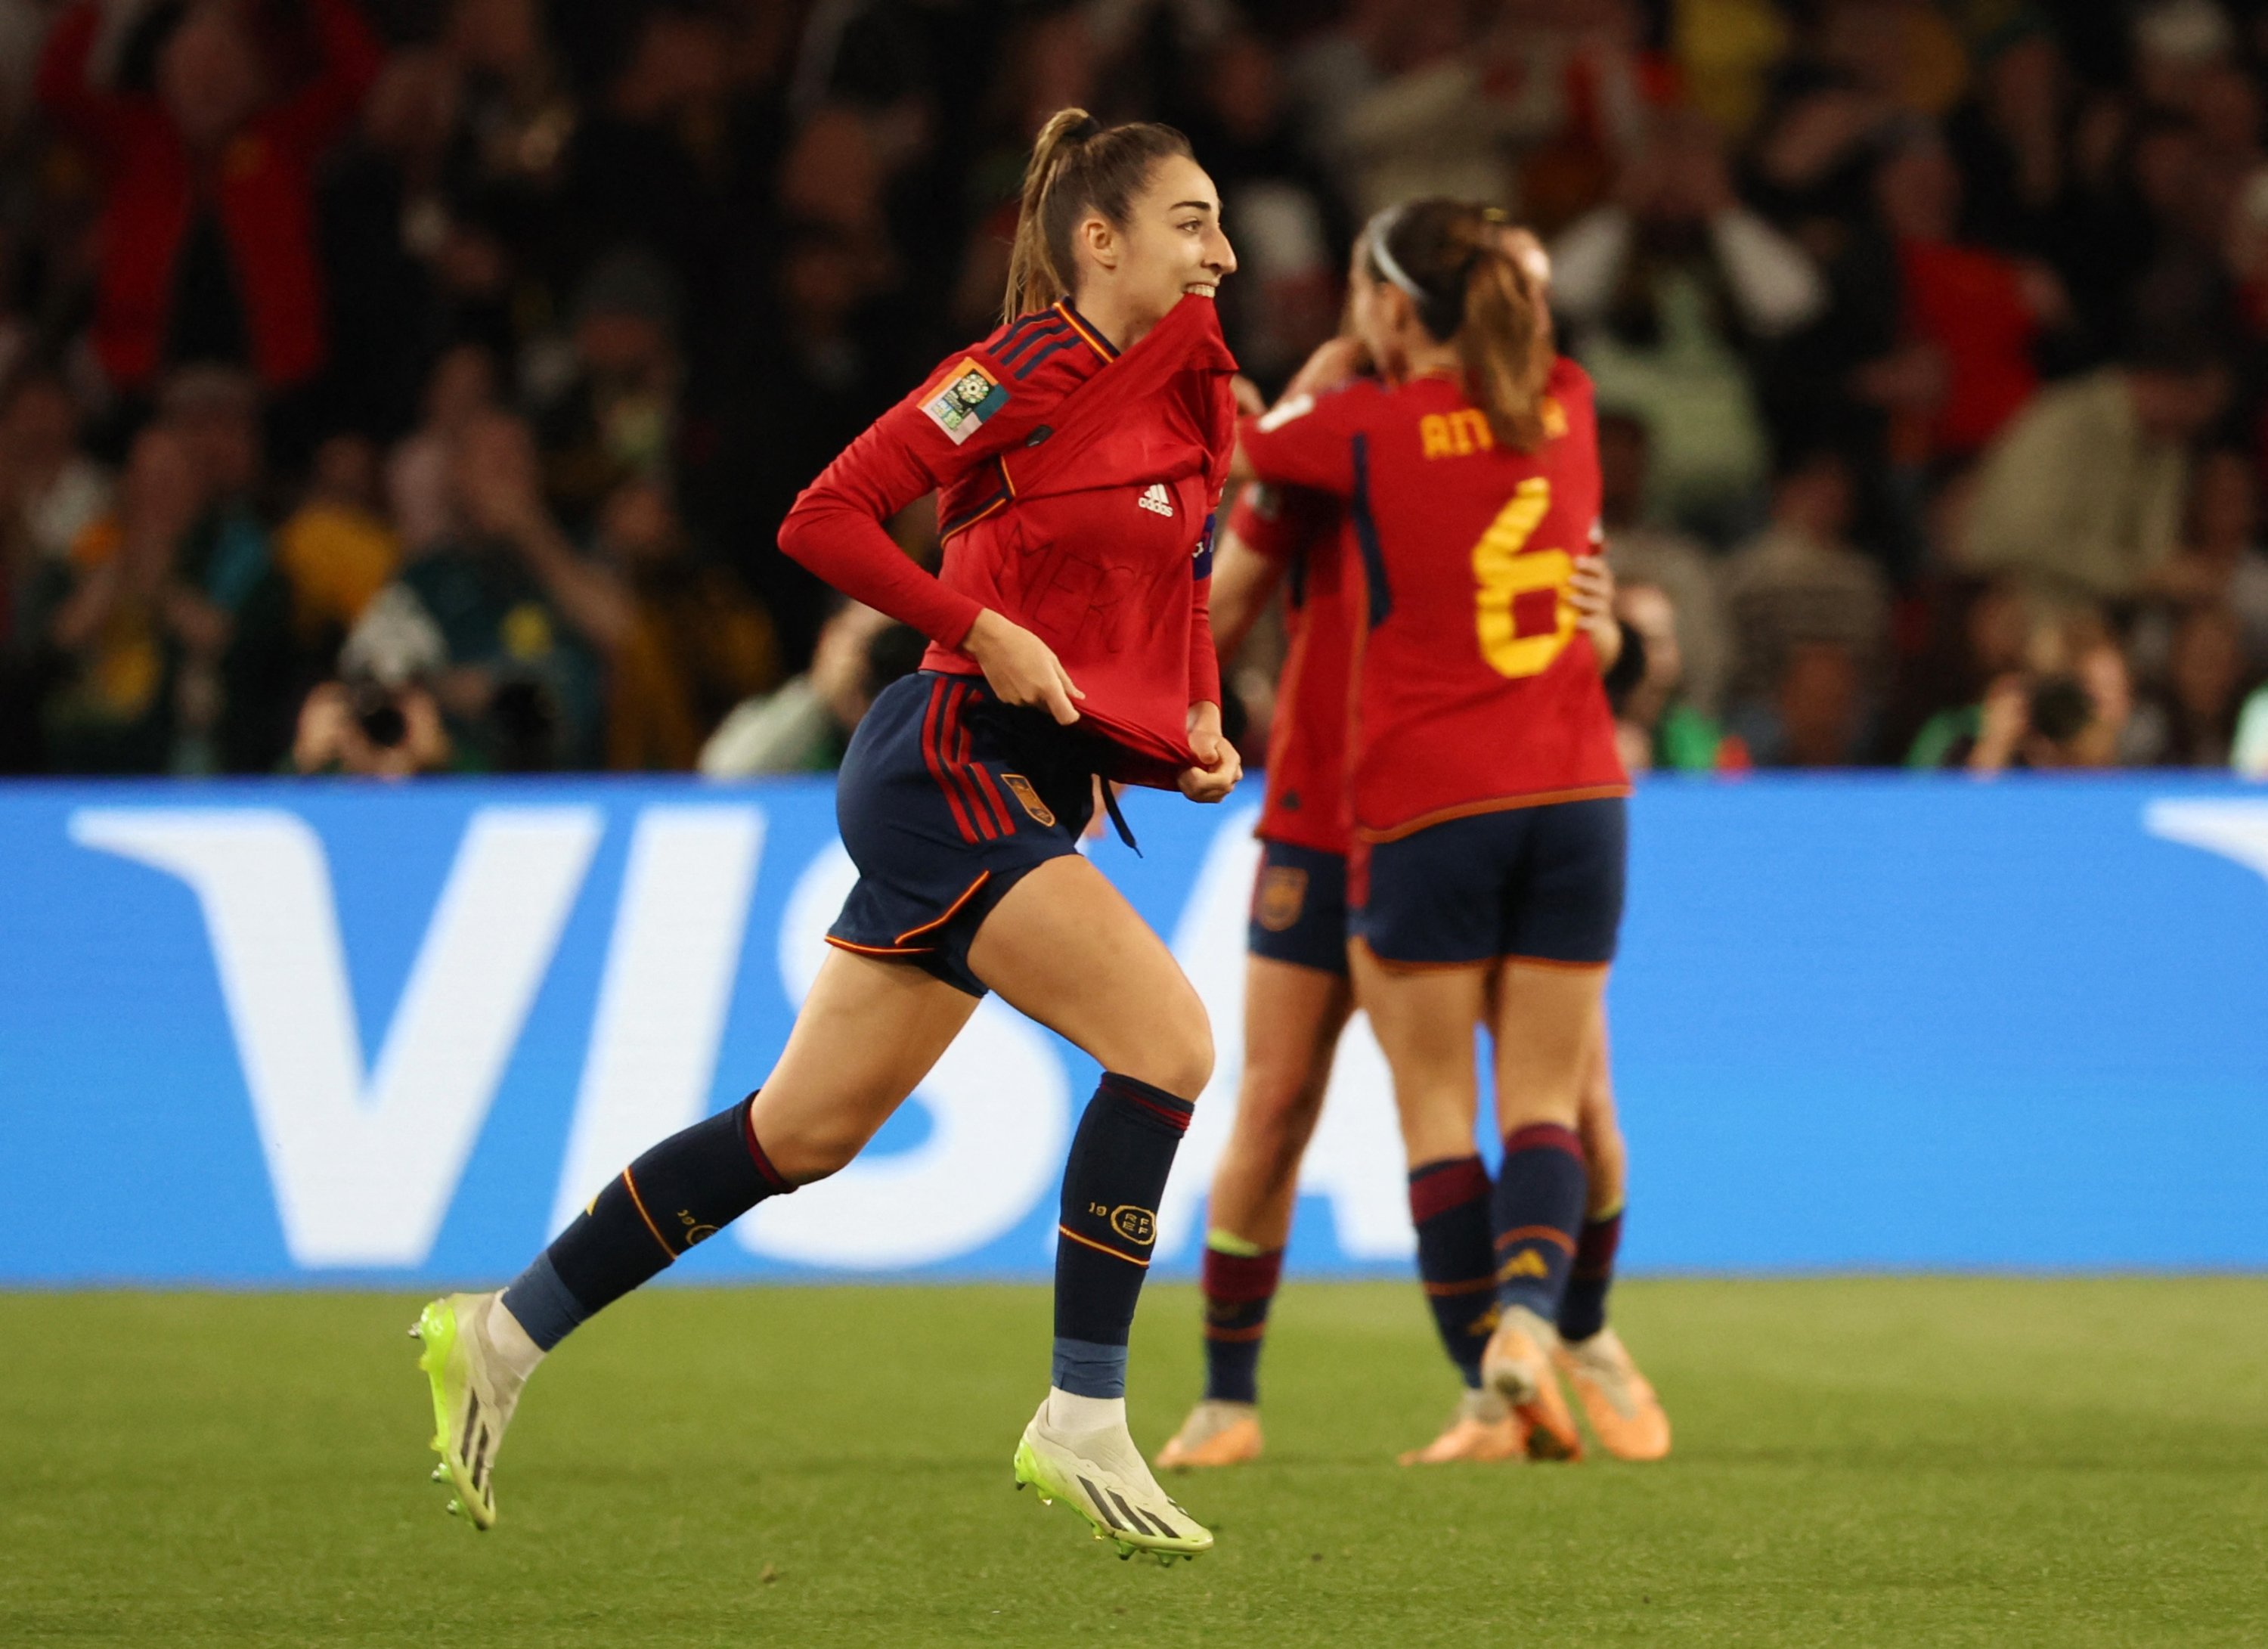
[1611, 577, 1738, 773]
[42, 424, 219, 771]
[35, 0, 383, 404]
[698, 600, 922, 779]
[596, 478, 777, 772]
[1957, 343, 2229, 606]
[384, 408, 628, 770]
[529, 248, 682, 536]
[386, 343, 500, 559]
[1552, 107, 1826, 538]
[1868, 125, 2073, 465]
[293, 582, 452, 778]
[1721, 449, 1891, 763]
[2127, 603, 2251, 767]
[1598, 410, 1730, 718]
[272, 433, 396, 658]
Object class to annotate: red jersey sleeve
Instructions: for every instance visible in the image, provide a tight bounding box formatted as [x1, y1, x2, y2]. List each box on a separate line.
[776, 349, 1035, 649]
[1237, 383, 1375, 499]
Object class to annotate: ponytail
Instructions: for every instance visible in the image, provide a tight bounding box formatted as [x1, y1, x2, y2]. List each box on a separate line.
[1365, 199, 1555, 452]
[1002, 107, 1194, 324]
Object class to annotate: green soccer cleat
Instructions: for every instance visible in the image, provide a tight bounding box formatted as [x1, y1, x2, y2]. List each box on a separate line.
[410, 1292, 519, 1531]
[1012, 1399, 1213, 1564]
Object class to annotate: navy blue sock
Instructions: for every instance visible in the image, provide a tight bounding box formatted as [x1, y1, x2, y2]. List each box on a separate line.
[1051, 1073, 1195, 1397]
[1491, 1124, 1588, 1322]
[1409, 1155, 1498, 1387]
[1557, 1205, 1623, 1344]
[1199, 1240, 1284, 1403]
[502, 1096, 795, 1351]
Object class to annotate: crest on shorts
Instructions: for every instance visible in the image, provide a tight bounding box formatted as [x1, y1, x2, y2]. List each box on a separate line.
[923, 358, 1009, 445]
[1000, 772, 1056, 826]
[1254, 865, 1309, 932]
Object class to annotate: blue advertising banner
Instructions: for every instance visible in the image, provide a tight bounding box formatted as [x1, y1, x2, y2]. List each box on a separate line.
[1, 775, 2263, 1284]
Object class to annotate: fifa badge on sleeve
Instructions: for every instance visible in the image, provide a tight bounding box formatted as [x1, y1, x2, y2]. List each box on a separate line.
[924, 358, 1009, 445]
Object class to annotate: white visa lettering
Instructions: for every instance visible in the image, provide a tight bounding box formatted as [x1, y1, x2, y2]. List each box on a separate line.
[69, 806, 600, 1267]
[738, 842, 1072, 1269]
[550, 806, 766, 1234]
[1154, 807, 1417, 1263]
[2146, 798, 2268, 888]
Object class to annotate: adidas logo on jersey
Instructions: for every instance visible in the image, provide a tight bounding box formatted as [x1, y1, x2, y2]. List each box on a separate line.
[1137, 483, 1175, 517]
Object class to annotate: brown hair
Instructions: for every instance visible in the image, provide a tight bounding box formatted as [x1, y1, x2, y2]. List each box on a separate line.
[1366, 199, 1555, 451]
[1002, 108, 1194, 324]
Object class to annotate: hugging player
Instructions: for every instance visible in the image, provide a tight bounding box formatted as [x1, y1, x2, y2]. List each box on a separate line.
[413, 107, 1243, 1563]
[1222, 198, 1668, 1462]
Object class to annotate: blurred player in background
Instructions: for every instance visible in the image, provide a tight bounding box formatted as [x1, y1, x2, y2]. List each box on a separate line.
[412, 108, 1245, 1561]
[1160, 222, 1668, 1470]
[1232, 199, 1665, 1463]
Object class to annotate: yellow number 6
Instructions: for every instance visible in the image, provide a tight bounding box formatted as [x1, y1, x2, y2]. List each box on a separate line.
[1472, 476, 1573, 678]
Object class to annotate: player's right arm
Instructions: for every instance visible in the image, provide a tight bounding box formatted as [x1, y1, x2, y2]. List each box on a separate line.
[777, 358, 1083, 724]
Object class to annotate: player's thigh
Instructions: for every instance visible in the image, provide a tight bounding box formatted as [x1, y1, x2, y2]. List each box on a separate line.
[751, 946, 981, 1181]
[1489, 959, 1608, 1133]
[1349, 939, 1486, 1166]
[967, 853, 1214, 1098]
[1576, 1001, 1627, 1212]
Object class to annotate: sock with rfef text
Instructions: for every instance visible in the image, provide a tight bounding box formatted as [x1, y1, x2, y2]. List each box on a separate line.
[1051, 1073, 1195, 1401]
[499, 1096, 795, 1352]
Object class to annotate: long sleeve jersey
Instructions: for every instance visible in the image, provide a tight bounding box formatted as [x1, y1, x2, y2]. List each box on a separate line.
[779, 294, 1238, 787]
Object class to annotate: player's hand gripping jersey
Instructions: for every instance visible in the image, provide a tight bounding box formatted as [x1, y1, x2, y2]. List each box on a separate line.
[1238, 358, 1626, 838]
[1226, 482, 1354, 855]
[779, 295, 1238, 789]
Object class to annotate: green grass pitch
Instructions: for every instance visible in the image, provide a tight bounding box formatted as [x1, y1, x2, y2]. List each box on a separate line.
[3, 1278, 2263, 1646]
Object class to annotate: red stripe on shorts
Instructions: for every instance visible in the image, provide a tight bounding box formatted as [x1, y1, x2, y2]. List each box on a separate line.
[921, 679, 981, 844]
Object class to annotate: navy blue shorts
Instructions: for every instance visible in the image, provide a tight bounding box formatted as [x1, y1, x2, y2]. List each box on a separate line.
[1351, 797, 1626, 969]
[829, 671, 1101, 997]
[1247, 838, 1349, 975]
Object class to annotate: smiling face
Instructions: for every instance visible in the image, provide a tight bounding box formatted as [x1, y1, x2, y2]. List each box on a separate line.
[1071, 153, 1236, 333]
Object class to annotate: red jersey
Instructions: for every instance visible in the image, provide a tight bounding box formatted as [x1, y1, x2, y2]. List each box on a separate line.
[779, 295, 1237, 787]
[1238, 360, 1625, 839]
[1228, 483, 1354, 854]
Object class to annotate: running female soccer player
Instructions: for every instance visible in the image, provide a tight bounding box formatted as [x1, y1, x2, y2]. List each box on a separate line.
[1232, 197, 1647, 1460]
[1158, 222, 1668, 1469]
[411, 107, 1242, 1563]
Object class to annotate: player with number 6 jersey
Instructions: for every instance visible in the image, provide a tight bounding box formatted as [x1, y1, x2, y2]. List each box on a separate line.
[1239, 346, 1622, 842]
[1237, 197, 1633, 1458]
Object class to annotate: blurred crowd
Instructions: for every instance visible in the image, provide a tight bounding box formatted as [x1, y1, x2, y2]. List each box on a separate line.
[2, 0, 2266, 779]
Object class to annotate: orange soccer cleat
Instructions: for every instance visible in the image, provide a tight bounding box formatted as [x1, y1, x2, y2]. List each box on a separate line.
[1155, 1400, 1264, 1470]
[1554, 1327, 1672, 1461]
[1396, 1388, 1529, 1465]
[1481, 1304, 1585, 1461]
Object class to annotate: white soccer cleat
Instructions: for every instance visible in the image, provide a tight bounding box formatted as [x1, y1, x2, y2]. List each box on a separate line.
[411, 1291, 525, 1530]
[1014, 1399, 1215, 1562]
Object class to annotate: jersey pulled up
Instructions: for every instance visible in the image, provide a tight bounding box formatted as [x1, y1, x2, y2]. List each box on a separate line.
[779, 295, 1237, 789]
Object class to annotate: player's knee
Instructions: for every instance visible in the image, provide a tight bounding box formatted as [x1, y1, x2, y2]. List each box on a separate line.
[1119, 1012, 1213, 1101]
